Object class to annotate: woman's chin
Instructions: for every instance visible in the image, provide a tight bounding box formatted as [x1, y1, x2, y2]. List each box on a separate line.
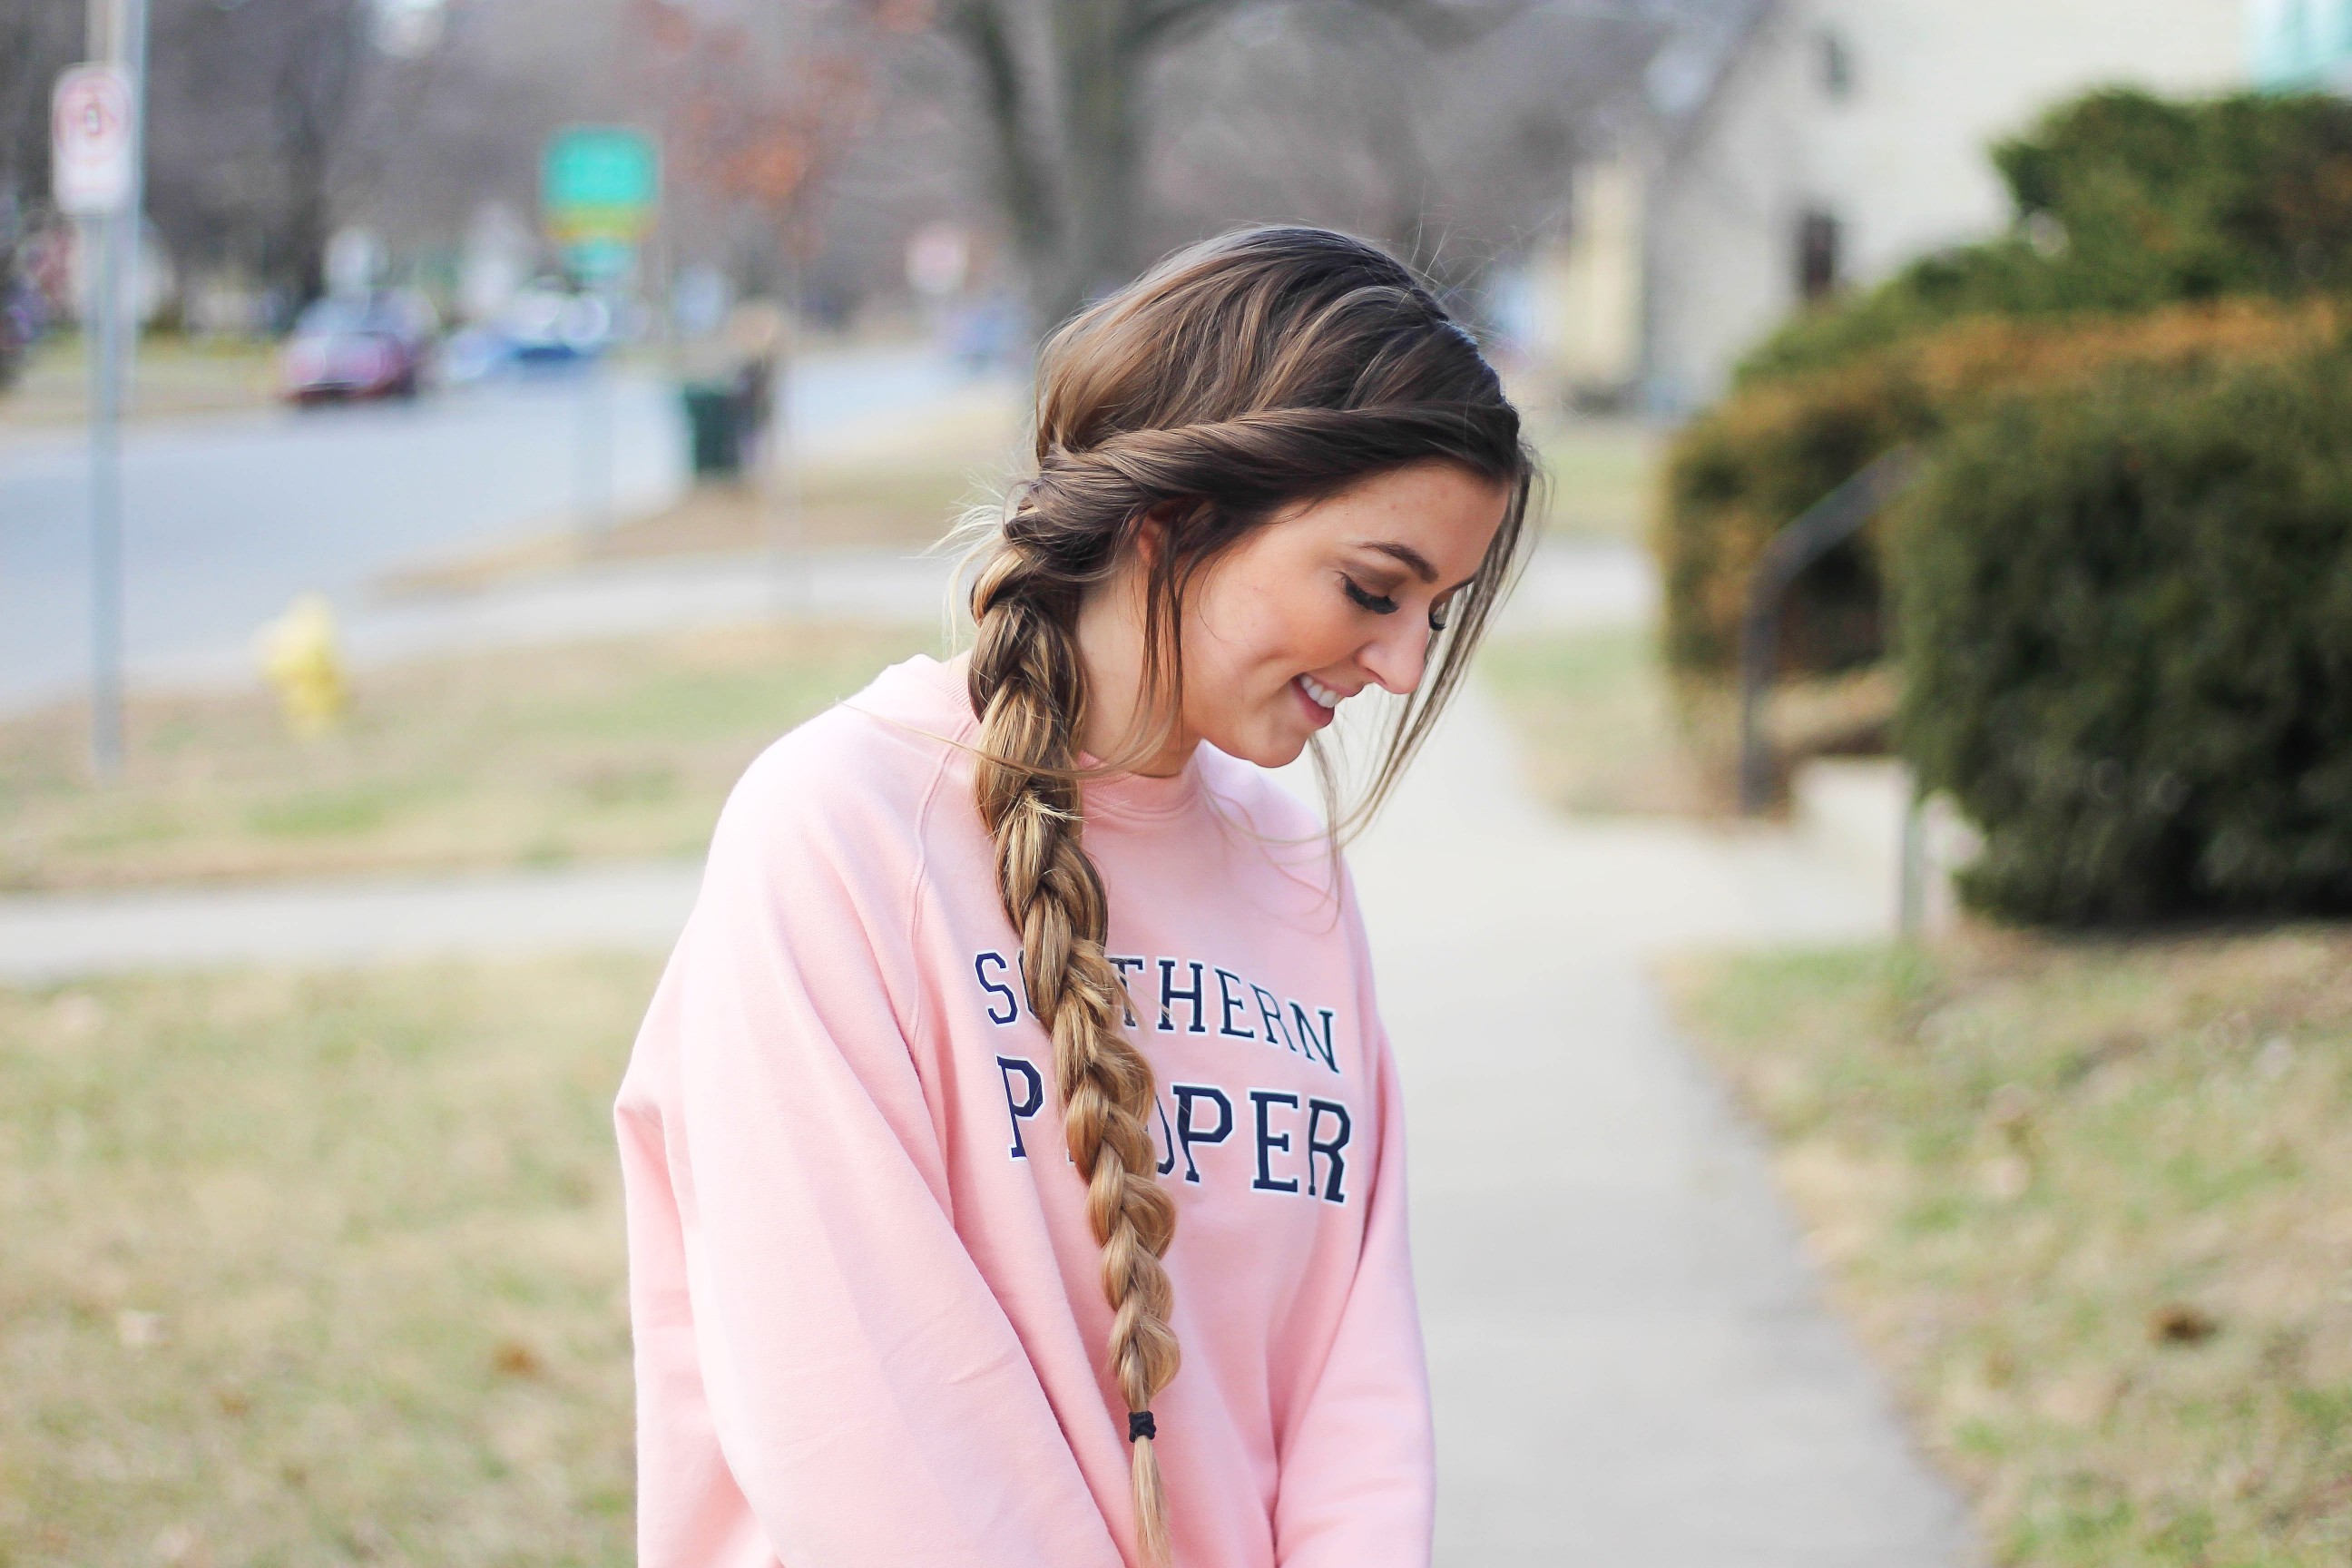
[1215, 727, 1313, 770]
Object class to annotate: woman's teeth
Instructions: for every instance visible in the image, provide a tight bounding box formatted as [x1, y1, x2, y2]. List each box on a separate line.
[1298, 674, 1343, 710]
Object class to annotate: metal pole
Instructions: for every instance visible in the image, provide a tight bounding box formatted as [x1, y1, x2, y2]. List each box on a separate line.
[1736, 593, 1782, 814]
[767, 253, 803, 621]
[86, 0, 149, 781]
[1733, 446, 1918, 814]
[779, 298, 801, 615]
[89, 214, 123, 779]
[1898, 788, 1927, 940]
[577, 340, 614, 534]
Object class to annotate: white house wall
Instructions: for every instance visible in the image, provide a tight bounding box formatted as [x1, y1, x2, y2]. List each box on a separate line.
[1646, 0, 2246, 410]
[1644, 15, 1814, 413]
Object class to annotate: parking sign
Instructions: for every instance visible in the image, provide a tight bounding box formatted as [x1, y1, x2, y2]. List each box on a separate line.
[53, 65, 135, 217]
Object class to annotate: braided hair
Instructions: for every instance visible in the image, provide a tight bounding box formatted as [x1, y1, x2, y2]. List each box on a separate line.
[965, 227, 1534, 1563]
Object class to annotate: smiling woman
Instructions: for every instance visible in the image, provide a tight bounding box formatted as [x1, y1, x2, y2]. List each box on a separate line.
[614, 227, 1535, 1568]
[1073, 459, 1511, 775]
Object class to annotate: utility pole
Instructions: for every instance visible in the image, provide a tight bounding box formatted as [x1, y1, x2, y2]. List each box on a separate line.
[68, 0, 150, 779]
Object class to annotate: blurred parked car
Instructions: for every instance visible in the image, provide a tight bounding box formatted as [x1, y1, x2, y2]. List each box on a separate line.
[439, 286, 617, 384]
[946, 293, 1023, 374]
[279, 292, 436, 403]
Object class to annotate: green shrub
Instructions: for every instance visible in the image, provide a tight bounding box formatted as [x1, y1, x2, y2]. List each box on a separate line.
[1657, 351, 1918, 681]
[1659, 299, 2339, 681]
[1895, 349, 2352, 924]
[1740, 88, 2352, 386]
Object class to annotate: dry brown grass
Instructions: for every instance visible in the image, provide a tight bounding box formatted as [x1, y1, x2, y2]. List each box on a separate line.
[0, 335, 280, 430]
[1662, 928, 2352, 1567]
[0, 957, 652, 1567]
[1481, 627, 1724, 818]
[0, 622, 934, 891]
[1524, 414, 1662, 543]
[1482, 623, 1900, 820]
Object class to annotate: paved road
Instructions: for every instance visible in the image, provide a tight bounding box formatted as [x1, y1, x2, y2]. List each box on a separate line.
[0, 345, 975, 710]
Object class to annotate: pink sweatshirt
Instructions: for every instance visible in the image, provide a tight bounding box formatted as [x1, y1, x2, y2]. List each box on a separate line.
[614, 652, 1432, 1568]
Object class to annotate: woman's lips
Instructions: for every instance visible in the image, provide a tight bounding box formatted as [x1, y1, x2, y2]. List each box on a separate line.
[1292, 674, 1338, 727]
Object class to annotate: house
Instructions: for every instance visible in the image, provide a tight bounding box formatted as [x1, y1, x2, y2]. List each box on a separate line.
[1538, 0, 2248, 412]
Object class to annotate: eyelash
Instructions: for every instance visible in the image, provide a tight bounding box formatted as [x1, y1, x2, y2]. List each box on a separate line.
[1345, 576, 1458, 632]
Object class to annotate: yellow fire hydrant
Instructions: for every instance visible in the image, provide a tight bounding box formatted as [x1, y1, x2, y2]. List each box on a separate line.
[254, 593, 349, 737]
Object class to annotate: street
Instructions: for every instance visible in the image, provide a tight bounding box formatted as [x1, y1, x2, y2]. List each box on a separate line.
[0, 344, 969, 710]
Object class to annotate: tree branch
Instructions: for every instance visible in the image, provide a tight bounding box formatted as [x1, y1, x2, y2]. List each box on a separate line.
[1345, 0, 1543, 47]
[1120, 0, 1260, 59]
[939, 0, 1062, 260]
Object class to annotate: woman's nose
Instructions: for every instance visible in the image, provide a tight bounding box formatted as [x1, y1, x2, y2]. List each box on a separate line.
[1358, 622, 1432, 697]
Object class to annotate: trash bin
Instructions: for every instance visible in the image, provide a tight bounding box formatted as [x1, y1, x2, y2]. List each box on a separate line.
[681, 381, 744, 478]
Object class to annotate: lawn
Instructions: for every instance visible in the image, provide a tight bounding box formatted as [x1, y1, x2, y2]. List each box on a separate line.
[1479, 626, 1722, 817]
[0, 622, 934, 890]
[1525, 414, 1661, 542]
[1664, 928, 2352, 1568]
[1481, 621, 1898, 819]
[0, 333, 281, 429]
[0, 957, 653, 1567]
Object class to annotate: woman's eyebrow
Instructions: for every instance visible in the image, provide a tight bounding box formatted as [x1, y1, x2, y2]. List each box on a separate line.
[1357, 541, 1439, 583]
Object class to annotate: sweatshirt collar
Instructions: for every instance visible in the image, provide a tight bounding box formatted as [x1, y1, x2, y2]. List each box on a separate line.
[891, 652, 1208, 829]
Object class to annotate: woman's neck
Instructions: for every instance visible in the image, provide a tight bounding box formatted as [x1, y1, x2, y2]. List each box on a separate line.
[1073, 573, 1197, 779]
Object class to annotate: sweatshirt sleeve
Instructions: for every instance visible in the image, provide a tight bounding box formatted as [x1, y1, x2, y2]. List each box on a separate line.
[1269, 1005, 1436, 1566]
[619, 753, 1124, 1568]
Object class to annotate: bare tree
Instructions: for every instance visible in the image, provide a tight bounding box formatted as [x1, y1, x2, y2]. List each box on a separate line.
[931, 0, 1672, 333]
[264, 0, 369, 299]
[103, 0, 1702, 339]
[0, 0, 81, 358]
[358, 0, 643, 269]
[937, 0, 1188, 330]
[626, 0, 891, 297]
[1, 0, 83, 211]
[145, 0, 380, 304]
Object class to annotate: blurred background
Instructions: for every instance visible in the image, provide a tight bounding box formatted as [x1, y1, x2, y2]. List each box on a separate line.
[3, 0, 2349, 1564]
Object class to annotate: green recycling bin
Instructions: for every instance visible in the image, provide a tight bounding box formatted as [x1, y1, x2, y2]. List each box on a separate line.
[681, 381, 744, 477]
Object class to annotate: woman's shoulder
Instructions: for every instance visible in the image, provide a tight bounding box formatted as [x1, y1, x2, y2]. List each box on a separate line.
[713, 652, 975, 859]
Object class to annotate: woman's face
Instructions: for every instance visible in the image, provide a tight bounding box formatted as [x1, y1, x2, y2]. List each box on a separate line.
[1167, 460, 1513, 769]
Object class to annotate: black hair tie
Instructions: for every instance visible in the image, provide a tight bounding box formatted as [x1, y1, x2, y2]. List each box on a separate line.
[1128, 1410, 1157, 1443]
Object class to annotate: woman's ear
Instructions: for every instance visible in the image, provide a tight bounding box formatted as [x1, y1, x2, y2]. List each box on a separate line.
[1132, 505, 1171, 568]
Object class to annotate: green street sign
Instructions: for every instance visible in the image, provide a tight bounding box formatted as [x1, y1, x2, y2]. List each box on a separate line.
[544, 126, 658, 245]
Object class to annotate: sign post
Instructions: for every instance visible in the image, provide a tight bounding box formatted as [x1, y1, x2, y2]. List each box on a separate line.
[543, 127, 658, 534]
[54, 42, 146, 782]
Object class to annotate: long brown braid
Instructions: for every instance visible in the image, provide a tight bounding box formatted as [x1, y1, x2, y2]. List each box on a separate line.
[965, 227, 1535, 1563]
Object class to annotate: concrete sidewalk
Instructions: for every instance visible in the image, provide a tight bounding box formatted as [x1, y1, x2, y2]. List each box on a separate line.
[0, 859, 700, 985]
[1348, 691, 1980, 1567]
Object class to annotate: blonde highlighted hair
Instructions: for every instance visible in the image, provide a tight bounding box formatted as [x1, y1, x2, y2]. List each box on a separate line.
[965, 226, 1534, 1562]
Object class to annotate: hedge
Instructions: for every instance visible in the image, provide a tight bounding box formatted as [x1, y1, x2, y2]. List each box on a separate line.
[1895, 348, 2352, 924]
[1738, 87, 2352, 387]
[1656, 299, 2342, 682]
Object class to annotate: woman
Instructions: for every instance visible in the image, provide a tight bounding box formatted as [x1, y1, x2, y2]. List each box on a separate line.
[616, 226, 1534, 1568]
